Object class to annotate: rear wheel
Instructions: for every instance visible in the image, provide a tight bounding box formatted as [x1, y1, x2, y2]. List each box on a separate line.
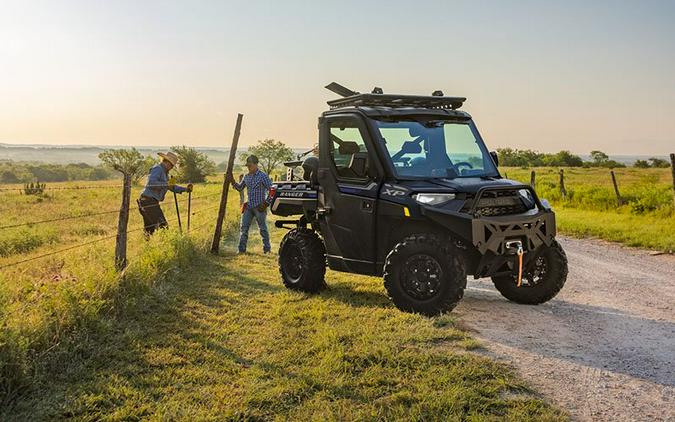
[491, 240, 568, 304]
[384, 234, 466, 316]
[278, 228, 326, 292]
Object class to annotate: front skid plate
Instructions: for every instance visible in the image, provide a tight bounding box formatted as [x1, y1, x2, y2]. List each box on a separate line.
[472, 211, 556, 255]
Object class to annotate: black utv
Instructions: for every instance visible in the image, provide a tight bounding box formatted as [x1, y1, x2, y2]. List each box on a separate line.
[270, 83, 568, 316]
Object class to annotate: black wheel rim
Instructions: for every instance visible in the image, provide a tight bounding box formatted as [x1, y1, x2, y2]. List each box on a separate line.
[282, 244, 304, 283]
[521, 255, 548, 287]
[401, 254, 443, 300]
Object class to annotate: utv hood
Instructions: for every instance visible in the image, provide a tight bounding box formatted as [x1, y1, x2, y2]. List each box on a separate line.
[402, 177, 522, 194]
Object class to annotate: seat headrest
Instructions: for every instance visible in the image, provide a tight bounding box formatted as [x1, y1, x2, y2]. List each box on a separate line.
[338, 141, 360, 155]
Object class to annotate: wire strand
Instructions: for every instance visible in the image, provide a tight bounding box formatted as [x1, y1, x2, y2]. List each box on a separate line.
[0, 181, 217, 192]
[0, 193, 222, 230]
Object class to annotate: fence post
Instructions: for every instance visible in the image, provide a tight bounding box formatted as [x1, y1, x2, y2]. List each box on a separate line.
[670, 153, 675, 209]
[211, 113, 243, 254]
[559, 169, 567, 200]
[610, 170, 624, 206]
[114, 174, 131, 270]
[530, 170, 536, 188]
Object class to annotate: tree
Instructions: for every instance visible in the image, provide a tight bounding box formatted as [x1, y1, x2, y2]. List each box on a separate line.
[648, 157, 669, 168]
[240, 139, 294, 175]
[169, 146, 216, 183]
[590, 150, 609, 165]
[99, 148, 148, 181]
[0, 170, 19, 183]
[634, 159, 650, 168]
[542, 150, 584, 167]
[99, 148, 149, 270]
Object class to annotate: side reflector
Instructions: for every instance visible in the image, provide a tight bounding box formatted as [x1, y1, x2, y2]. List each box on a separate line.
[403, 207, 410, 217]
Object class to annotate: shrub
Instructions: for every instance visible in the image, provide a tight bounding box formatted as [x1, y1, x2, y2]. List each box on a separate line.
[23, 182, 46, 196]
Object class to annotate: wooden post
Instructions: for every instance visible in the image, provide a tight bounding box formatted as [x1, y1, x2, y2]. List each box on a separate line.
[187, 188, 192, 233]
[211, 113, 243, 253]
[670, 153, 675, 208]
[114, 174, 131, 270]
[610, 170, 624, 206]
[530, 170, 536, 188]
[559, 169, 567, 200]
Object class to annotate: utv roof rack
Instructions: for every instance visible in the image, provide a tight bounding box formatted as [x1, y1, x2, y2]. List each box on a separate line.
[325, 82, 466, 110]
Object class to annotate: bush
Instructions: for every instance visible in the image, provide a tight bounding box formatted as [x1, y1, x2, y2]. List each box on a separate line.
[23, 182, 46, 196]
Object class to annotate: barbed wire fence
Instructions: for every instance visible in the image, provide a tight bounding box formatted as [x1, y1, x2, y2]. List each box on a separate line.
[0, 181, 228, 272]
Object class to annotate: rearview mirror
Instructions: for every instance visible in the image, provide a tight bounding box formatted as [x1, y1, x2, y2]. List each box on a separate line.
[401, 141, 422, 154]
[490, 151, 499, 167]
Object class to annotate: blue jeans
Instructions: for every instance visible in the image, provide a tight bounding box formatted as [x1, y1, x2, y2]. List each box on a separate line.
[239, 206, 271, 253]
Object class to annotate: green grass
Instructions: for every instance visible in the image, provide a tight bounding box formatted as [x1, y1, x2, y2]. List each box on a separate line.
[502, 167, 674, 250]
[5, 244, 564, 421]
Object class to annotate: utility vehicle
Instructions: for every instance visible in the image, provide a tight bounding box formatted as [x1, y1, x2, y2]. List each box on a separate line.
[270, 83, 568, 315]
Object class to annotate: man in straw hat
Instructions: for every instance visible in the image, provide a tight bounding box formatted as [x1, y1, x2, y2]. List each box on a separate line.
[138, 151, 193, 236]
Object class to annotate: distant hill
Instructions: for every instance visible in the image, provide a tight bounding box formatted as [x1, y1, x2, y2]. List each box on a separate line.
[0, 143, 311, 165]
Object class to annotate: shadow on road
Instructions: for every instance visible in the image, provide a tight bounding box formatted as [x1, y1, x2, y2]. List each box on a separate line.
[459, 283, 675, 387]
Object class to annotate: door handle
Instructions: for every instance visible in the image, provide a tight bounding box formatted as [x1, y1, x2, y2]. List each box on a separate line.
[361, 200, 373, 213]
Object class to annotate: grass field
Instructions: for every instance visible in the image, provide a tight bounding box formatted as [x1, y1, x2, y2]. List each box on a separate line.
[1, 179, 566, 420]
[502, 167, 674, 250]
[1, 166, 671, 419]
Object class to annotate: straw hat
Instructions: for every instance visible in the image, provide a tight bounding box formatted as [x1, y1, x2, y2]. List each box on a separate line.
[158, 151, 179, 166]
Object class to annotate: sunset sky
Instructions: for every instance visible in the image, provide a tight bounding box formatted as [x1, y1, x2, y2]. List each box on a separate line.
[1, 0, 674, 154]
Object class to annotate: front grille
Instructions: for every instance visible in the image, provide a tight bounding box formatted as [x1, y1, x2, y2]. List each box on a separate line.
[463, 189, 532, 216]
[476, 203, 528, 216]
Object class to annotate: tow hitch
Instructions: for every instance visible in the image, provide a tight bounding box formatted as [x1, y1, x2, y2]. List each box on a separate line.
[505, 240, 524, 287]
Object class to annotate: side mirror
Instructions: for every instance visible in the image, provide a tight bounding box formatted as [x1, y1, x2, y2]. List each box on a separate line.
[490, 151, 499, 167]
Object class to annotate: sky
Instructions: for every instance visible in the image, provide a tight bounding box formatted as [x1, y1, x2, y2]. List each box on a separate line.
[0, 0, 674, 154]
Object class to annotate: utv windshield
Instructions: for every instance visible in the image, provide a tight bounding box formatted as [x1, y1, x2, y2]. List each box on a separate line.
[374, 119, 498, 179]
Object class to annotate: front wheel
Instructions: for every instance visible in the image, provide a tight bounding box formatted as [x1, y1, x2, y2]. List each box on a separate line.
[278, 228, 326, 293]
[384, 234, 466, 316]
[492, 240, 568, 304]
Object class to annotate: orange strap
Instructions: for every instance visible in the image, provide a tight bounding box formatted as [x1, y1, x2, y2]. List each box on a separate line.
[516, 247, 524, 287]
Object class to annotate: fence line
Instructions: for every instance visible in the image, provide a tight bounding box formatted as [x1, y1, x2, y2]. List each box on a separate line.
[0, 201, 222, 271]
[0, 192, 222, 231]
[0, 182, 218, 192]
[0, 189, 225, 271]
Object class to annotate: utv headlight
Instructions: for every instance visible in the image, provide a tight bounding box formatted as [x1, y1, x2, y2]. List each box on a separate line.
[413, 193, 456, 206]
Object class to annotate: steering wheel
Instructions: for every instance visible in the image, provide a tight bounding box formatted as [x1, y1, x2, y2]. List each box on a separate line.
[454, 161, 474, 171]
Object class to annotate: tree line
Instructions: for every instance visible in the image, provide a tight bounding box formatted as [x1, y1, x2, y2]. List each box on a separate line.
[496, 148, 669, 168]
[0, 161, 117, 183]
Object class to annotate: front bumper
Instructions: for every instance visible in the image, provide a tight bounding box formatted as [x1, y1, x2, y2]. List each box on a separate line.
[423, 205, 556, 278]
[422, 206, 556, 254]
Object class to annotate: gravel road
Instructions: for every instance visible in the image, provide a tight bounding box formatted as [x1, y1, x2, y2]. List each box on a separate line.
[456, 236, 675, 421]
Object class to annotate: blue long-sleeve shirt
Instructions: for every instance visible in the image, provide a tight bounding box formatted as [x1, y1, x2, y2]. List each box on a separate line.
[141, 164, 186, 201]
[232, 170, 272, 208]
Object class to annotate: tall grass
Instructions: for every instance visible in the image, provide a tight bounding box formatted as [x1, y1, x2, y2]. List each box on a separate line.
[0, 228, 59, 257]
[0, 179, 230, 405]
[503, 167, 674, 249]
[0, 231, 200, 404]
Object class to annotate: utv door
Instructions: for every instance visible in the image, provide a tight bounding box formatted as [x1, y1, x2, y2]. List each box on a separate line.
[317, 114, 381, 275]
